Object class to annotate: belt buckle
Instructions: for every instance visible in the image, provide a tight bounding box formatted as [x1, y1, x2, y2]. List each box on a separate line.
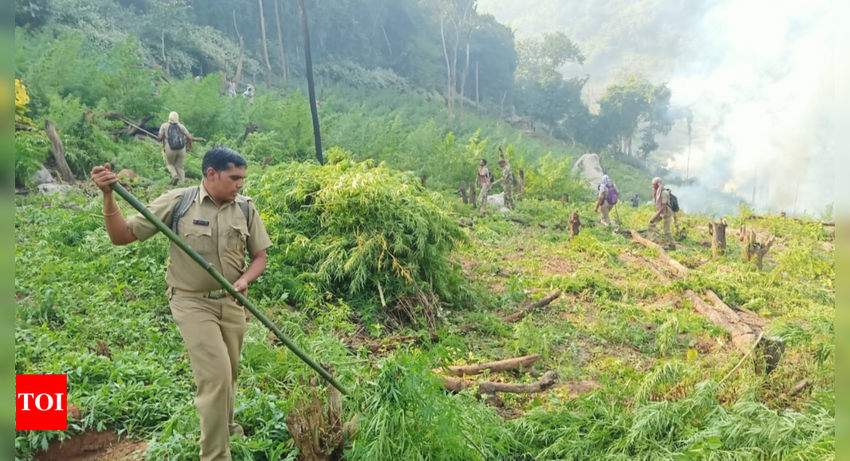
[209, 289, 226, 300]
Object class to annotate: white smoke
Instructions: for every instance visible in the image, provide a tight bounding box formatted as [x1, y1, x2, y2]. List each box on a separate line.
[661, 0, 834, 216]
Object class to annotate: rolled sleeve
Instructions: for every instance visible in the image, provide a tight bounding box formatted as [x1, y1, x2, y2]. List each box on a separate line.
[125, 189, 182, 242]
[247, 203, 273, 254]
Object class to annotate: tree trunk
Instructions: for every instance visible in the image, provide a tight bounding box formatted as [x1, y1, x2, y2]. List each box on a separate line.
[273, 0, 288, 81]
[499, 90, 506, 121]
[569, 211, 580, 238]
[439, 354, 540, 377]
[233, 10, 244, 89]
[160, 30, 169, 78]
[459, 181, 468, 204]
[44, 120, 75, 184]
[475, 60, 480, 116]
[458, 29, 472, 126]
[709, 220, 728, 258]
[685, 290, 757, 355]
[743, 231, 775, 270]
[630, 230, 689, 278]
[258, 0, 273, 88]
[561, 194, 569, 205]
[470, 181, 477, 208]
[297, 0, 324, 165]
[439, 14, 454, 124]
[501, 289, 562, 322]
[421, 174, 427, 188]
[441, 370, 558, 406]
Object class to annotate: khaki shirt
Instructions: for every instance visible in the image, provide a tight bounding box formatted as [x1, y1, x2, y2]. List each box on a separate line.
[126, 182, 273, 291]
[656, 189, 673, 217]
[159, 122, 190, 153]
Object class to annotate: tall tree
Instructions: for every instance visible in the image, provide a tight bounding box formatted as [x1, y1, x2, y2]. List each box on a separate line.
[273, 0, 287, 81]
[296, 0, 323, 164]
[258, 0, 273, 88]
[598, 76, 672, 156]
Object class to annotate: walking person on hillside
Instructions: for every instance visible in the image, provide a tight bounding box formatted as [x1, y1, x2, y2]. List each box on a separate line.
[648, 177, 675, 249]
[477, 159, 492, 213]
[594, 174, 617, 226]
[492, 158, 516, 210]
[90, 146, 273, 461]
[158, 111, 194, 185]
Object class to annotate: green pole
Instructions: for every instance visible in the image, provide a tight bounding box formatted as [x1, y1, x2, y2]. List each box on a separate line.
[110, 183, 349, 395]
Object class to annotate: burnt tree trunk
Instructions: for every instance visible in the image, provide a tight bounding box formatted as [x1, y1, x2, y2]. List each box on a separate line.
[459, 181, 468, 204]
[709, 220, 728, 258]
[44, 120, 75, 184]
[297, 0, 324, 164]
[258, 0, 273, 88]
[569, 211, 581, 238]
[273, 0, 288, 81]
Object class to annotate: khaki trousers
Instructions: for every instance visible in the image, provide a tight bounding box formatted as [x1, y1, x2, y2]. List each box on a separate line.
[163, 147, 186, 183]
[599, 203, 612, 226]
[169, 290, 246, 461]
[478, 183, 491, 212]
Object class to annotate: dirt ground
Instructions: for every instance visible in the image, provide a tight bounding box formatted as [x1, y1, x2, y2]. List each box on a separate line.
[37, 431, 147, 461]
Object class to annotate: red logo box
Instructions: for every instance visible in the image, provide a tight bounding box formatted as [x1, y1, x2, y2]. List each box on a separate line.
[16, 374, 68, 430]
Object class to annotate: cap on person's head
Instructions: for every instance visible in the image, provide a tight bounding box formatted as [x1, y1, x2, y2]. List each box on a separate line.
[168, 111, 179, 123]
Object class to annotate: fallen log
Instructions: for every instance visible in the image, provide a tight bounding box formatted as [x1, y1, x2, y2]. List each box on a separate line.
[822, 221, 835, 227]
[500, 290, 563, 323]
[686, 290, 756, 354]
[630, 230, 689, 278]
[705, 290, 766, 329]
[439, 354, 540, 377]
[788, 379, 811, 397]
[509, 216, 529, 226]
[442, 370, 558, 406]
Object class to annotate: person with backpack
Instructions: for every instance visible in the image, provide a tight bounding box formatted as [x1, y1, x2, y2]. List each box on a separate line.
[594, 174, 618, 226]
[649, 177, 677, 248]
[492, 158, 516, 210]
[157, 111, 194, 185]
[90, 146, 273, 461]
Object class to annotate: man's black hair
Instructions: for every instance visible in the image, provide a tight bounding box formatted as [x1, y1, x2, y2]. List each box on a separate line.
[481, 159, 487, 165]
[202, 146, 247, 176]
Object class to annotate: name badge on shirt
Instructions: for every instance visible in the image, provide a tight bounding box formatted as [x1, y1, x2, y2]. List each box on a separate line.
[193, 219, 210, 226]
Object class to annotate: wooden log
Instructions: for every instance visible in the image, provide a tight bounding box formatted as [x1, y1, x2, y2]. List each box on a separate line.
[44, 120, 75, 184]
[685, 290, 757, 355]
[788, 379, 811, 397]
[440, 354, 540, 377]
[442, 370, 558, 400]
[630, 230, 689, 278]
[569, 211, 580, 237]
[509, 216, 528, 226]
[822, 221, 835, 227]
[501, 290, 562, 323]
[709, 220, 728, 258]
[459, 181, 468, 204]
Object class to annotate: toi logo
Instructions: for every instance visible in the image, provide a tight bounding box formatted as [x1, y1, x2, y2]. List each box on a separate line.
[16, 374, 68, 430]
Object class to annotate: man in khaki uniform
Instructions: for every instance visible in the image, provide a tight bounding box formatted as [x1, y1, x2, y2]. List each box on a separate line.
[158, 111, 194, 185]
[649, 176, 675, 248]
[492, 158, 515, 210]
[91, 146, 272, 461]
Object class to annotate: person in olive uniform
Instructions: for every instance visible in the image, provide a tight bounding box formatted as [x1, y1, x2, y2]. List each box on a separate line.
[91, 146, 272, 461]
[493, 158, 515, 210]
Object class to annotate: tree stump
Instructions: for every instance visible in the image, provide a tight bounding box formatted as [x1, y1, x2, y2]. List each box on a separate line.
[561, 193, 569, 205]
[754, 337, 785, 375]
[709, 220, 728, 258]
[569, 211, 580, 238]
[470, 181, 477, 208]
[459, 181, 468, 204]
[44, 120, 75, 184]
[421, 174, 427, 188]
[743, 231, 775, 270]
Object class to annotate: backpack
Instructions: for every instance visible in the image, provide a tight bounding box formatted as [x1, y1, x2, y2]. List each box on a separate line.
[606, 184, 619, 205]
[665, 188, 680, 213]
[166, 123, 186, 151]
[171, 186, 253, 250]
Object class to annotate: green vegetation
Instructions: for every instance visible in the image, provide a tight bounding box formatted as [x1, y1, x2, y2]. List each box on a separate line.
[15, 1, 833, 460]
